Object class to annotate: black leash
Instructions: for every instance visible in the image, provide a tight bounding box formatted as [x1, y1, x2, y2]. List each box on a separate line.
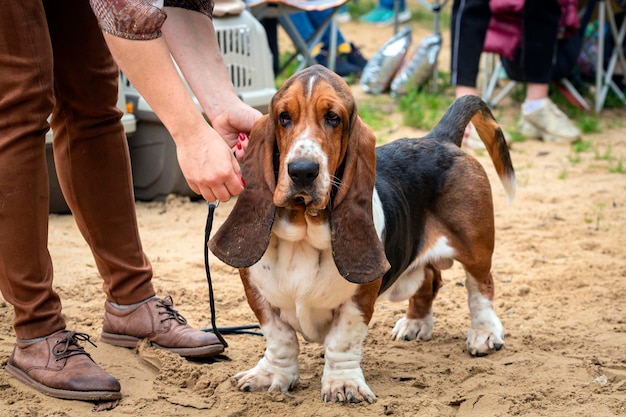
[202, 201, 262, 343]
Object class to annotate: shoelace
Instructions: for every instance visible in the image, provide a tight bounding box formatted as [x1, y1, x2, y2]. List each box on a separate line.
[155, 296, 188, 325]
[52, 331, 95, 362]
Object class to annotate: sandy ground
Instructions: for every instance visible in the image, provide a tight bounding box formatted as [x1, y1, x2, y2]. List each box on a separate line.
[1, 16, 626, 417]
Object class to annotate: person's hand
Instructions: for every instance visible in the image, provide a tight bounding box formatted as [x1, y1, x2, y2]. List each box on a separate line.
[176, 125, 245, 203]
[210, 100, 262, 161]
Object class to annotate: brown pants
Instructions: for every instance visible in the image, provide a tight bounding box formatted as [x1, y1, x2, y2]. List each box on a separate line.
[0, 0, 155, 340]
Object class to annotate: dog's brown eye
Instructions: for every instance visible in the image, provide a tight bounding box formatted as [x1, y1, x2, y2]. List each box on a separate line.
[325, 111, 340, 128]
[279, 112, 291, 127]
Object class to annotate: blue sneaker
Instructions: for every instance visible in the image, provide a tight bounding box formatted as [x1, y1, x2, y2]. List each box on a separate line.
[359, 7, 392, 23]
[360, 7, 411, 26]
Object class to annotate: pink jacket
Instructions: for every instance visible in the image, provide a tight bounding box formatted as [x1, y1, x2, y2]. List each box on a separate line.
[484, 0, 579, 59]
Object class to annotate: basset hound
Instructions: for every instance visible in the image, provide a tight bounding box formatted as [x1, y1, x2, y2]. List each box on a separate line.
[210, 65, 516, 404]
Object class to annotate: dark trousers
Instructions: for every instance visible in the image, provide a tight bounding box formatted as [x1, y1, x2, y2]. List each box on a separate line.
[0, 0, 155, 340]
[450, 0, 561, 87]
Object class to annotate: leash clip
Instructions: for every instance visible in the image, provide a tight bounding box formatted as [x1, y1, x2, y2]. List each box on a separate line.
[208, 200, 220, 209]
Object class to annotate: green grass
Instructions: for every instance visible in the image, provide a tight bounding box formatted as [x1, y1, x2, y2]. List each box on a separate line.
[396, 71, 455, 130]
[274, 53, 300, 88]
[594, 142, 614, 161]
[357, 96, 397, 136]
[609, 158, 625, 174]
[550, 93, 601, 135]
[572, 140, 593, 153]
[398, 91, 454, 130]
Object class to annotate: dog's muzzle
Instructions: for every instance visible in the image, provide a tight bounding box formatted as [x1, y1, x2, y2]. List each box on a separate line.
[288, 159, 319, 188]
[285, 159, 325, 215]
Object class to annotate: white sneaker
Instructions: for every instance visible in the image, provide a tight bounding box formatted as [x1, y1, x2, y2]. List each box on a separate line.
[518, 98, 581, 143]
[335, 11, 351, 23]
[394, 9, 412, 25]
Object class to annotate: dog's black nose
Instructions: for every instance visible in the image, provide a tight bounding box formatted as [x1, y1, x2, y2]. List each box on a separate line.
[288, 160, 319, 188]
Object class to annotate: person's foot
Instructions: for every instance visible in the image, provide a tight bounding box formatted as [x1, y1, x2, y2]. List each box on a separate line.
[518, 98, 581, 143]
[335, 10, 351, 23]
[100, 296, 224, 358]
[359, 7, 411, 26]
[5, 330, 121, 401]
[344, 43, 368, 72]
[314, 50, 362, 77]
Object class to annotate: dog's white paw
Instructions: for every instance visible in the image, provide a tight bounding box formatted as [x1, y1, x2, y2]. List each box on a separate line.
[466, 291, 505, 356]
[234, 359, 299, 393]
[466, 317, 504, 356]
[321, 371, 376, 404]
[390, 316, 434, 341]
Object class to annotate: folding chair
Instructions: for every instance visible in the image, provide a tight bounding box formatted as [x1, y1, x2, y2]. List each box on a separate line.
[587, 0, 626, 112]
[245, 0, 348, 75]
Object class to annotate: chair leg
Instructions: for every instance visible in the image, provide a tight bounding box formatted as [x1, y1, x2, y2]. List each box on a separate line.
[555, 78, 592, 112]
[481, 54, 516, 109]
[595, 0, 626, 112]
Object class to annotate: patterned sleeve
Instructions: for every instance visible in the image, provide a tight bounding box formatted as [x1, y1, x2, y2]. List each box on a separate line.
[90, 0, 214, 40]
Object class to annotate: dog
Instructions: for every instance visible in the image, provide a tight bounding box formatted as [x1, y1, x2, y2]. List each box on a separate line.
[210, 65, 516, 404]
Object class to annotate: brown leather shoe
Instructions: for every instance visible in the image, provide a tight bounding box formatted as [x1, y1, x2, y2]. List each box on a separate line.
[5, 330, 121, 401]
[101, 296, 224, 358]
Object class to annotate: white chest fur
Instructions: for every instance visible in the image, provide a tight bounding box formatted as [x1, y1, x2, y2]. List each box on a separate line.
[248, 211, 358, 343]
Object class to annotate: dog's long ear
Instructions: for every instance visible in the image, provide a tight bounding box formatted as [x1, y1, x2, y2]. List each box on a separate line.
[209, 115, 276, 268]
[330, 114, 390, 284]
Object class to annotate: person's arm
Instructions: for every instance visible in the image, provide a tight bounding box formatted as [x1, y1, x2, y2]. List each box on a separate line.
[160, 6, 261, 153]
[104, 32, 243, 203]
[96, 2, 261, 202]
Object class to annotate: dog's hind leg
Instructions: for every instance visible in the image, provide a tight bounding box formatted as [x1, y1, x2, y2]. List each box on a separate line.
[463, 266, 505, 356]
[390, 264, 443, 342]
[436, 153, 505, 356]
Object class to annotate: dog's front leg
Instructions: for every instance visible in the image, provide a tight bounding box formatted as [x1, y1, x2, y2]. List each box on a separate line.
[234, 269, 300, 392]
[321, 280, 380, 404]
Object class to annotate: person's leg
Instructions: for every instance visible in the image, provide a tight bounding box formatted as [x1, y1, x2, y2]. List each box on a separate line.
[307, 9, 368, 73]
[521, 0, 558, 102]
[290, 11, 360, 76]
[307, 9, 346, 48]
[46, 0, 155, 307]
[0, 0, 122, 401]
[379, 0, 407, 10]
[518, 0, 580, 143]
[450, 0, 491, 90]
[47, 0, 225, 358]
[0, 0, 63, 341]
[261, 18, 280, 75]
[520, 0, 560, 86]
[449, 0, 492, 150]
[289, 12, 316, 48]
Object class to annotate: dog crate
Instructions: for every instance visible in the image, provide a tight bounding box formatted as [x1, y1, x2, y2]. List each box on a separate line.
[126, 9, 276, 201]
[214, 9, 277, 114]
